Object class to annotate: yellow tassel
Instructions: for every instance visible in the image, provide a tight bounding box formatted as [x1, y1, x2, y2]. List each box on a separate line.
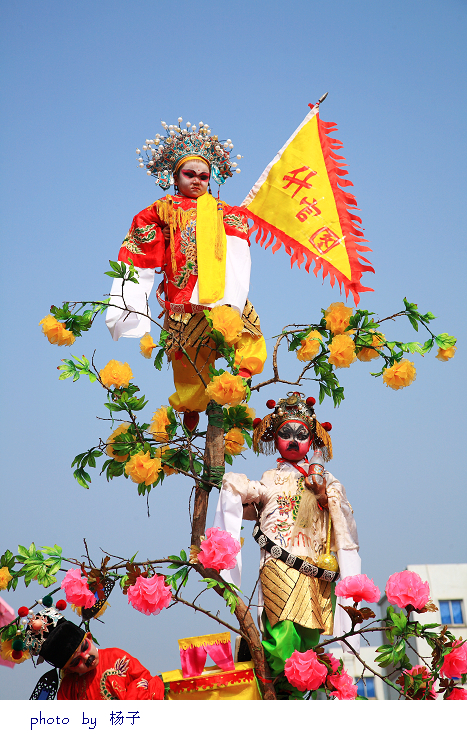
[314, 421, 333, 461]
[178, 632, 231, 650]
[215, 202, 224, 261]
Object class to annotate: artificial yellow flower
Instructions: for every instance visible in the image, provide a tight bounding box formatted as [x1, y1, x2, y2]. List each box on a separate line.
[296, 330, 322, 362]
[224, 427, 245, 455]
[149, 406, 171, 442]
[105, 422, 131, 462]
[71, 601, 110, 619]
[328, 334, 357, 368]
[324, 302, 353, 335]
[39, 315, 75, 347]
[436, 346, 457, 362]
[382, 360, 417, 390]
[205, 372, 246, 407]
[125, 451, 162, 486]
[0, 567, 12, 591]
[0, 639, 30, 664]
[140, 333, 158, 359]
[210, 305, 244, 345]
[99, 359, 133, 389]
[240, 404, 256, 422]
[153, 445, 178, 476]
[356, 331, 385, 362]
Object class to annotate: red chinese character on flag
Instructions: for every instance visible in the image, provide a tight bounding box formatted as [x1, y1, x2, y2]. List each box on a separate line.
[282, 166, 317, 198]
[309, 227, 341, 254]
[295, 196, 322, 222]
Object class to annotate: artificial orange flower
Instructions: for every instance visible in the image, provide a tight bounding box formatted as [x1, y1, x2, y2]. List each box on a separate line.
[210, 305, 244, 345]
[140, 333, 158, 359]
[356, 331, 385, 362]
[39, 315, 75, 347]
[224, 427, 245, 455]
[324, 303, 353, 335]
[382, 360, 417, 390]
[71, 601, 110, 619]
[155, 445, 179, 476]
[296, 330, 323, 362]
[0, 639, 30, 664]
[205, 372, 246, 407]
[436, 346, 457, 362]
[0, 566, 12, 591]
[99, 360, 133, 389]
[328, 334, 357, 368]
[105, 422, 131, 462]
[149, 406, 171, 442]
[125, 451, 162, 486]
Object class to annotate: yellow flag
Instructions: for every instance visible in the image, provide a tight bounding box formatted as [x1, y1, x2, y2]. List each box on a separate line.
[242, 104, 373, 304]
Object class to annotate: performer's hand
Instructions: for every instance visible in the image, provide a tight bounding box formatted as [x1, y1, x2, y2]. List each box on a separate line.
[162, 224, 170, 244]
[304, 476, 328, 510]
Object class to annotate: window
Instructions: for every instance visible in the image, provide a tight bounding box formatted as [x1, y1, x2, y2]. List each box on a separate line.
[439, 600, 464, 625]
[356, 677, 376, 699]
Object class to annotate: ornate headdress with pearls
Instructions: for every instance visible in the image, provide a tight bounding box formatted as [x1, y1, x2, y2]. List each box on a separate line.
[136, 118, 242, 190]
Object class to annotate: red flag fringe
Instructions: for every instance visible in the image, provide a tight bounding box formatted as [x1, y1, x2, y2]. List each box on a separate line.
[239, 114, 374, 306]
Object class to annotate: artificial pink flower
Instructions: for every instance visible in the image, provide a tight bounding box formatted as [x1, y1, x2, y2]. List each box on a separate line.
[440, 639, 467, 679]
[446, 688, 467, 700]
[60, 569, 95, 609]
[127, 575, 172, 616]
[328, 670, 358, 700]
[385, 570, 430, 611]
[399, 666, 437, 700]
[335, 574, 380, 604]
[323, 652, 341, 674]
[284, 649, 328, 692]
[197, 527, 241, 572]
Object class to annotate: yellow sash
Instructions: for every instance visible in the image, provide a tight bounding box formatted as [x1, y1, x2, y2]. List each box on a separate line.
[196, 193, 227, 304]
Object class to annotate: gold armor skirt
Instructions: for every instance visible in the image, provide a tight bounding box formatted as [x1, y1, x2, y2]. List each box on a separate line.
[260, 557, 334, 633]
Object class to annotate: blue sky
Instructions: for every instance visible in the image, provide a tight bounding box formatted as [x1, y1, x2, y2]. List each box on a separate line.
[1, 0, 466, 702]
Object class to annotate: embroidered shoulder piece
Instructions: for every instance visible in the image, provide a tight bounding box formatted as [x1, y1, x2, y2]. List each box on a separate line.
[122, 224, 157, 254]
[224, 213, 249, 235]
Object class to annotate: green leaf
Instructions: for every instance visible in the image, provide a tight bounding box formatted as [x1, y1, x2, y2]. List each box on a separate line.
[435, 333, 457, 350]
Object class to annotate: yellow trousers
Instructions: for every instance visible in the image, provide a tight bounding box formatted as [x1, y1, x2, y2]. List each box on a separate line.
[169, 334, 267, 413]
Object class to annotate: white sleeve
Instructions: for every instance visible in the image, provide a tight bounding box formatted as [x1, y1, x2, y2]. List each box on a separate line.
[333, 549, 362, 654]
[213, 486, 244, 588]
[105, 268, 155, 340]
[189, 235, 251, 314]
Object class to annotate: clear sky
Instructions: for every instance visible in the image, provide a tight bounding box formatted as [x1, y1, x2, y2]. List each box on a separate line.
[1, 0, 466, 702]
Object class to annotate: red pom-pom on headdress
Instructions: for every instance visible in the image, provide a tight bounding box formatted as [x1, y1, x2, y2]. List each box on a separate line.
[266, 399, 276, 409]
[321, 422, 332, 431]
[18, 607, 29, 618]
[55, 600, 67, 611]
[253, 418, 262, 428]
[306, 397, 316, 406]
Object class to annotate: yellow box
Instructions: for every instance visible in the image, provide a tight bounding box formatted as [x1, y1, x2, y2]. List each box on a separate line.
[161, 661, 261, 701]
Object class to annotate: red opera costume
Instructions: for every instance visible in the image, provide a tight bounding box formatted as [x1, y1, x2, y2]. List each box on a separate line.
[58, 647, 164, 700]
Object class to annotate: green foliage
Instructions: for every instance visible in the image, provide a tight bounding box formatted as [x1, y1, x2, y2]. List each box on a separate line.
[13, 543, 62, 589]
[58, 355, 97, 383]
[153, 330, 169, 371]
[71, 449, 103, 489]
[104, 259, 139, 285]
[199, 578, 242, 614]
[223, 405, 253, 432]
[51, 300, 109, 338]
[104, 384, 148, 414]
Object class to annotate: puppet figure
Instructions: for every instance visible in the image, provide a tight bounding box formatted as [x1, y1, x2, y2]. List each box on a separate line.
[23, 608, 164, 700]
[106, 121, 267, 430]
[214, 392, 361, 689]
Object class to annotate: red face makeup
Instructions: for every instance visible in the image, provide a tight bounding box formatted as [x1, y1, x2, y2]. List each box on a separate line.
[275, 420, 312, 462]
[175, 159, 210, 198]
[65, 634, 99, 675]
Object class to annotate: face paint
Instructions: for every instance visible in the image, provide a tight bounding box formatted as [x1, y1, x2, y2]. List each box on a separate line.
[174, 159, 210, 198]
[275, 420, 312, 461]
[64, 634, 99, 676]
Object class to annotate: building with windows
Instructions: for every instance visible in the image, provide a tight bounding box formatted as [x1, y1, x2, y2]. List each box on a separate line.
[378, 563, 467, 699]
[327, 646, 385, 699]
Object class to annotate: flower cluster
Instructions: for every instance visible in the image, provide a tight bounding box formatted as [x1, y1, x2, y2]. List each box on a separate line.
[284, 649, 358, 699]
[149, 406, 170, 442]
[328, 671, 359, 700]
[197, 527, 241, 572]
[210, 305, 244, 345]
[440, 639, 467, 679]
[139, 333, 157, 359]
[105, 422, 131, 462]
[0, 566, 12, 591]
[127, 574, 172, 615]
[398, 666, 437, 700]
[324, 302, 353, 335]
[335, 573, 381, 604]
[385, 570, 430, 611]
[382, 360, 416, 390]
[356, 331, 385, 362]
[205, 372, 246, 407]
[224, 427, 245, 455]
[436, 346, 456, 362]
[446, 688, 467, 700]
[0, 639, 30, 664]
[328, 334, 356, 368]
[99, 360, 133, 389]
[296, 330, 322, 362]
[60, 569, 95, 609]
[39, 315, 75, 347]
[125, 451, 161, 486]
